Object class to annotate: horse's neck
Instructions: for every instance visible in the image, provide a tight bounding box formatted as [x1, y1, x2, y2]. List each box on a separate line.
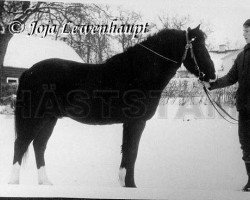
[143, 30, 186, 64]
[136, 33, 185, 89]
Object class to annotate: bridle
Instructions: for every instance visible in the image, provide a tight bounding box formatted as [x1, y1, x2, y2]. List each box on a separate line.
[138, 29, 205, 80]
[139, 29, 238, 124]
[181, 30, 205, 80]
[183, 31, 238, 124]
[182, 31, 238, 124]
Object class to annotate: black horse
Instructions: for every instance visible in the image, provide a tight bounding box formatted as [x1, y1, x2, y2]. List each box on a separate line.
[9, 25, 215, 187]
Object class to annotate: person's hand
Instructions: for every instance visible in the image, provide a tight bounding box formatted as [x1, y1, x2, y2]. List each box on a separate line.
[198, 74, 217, 89]
[198, 79, 210, 89]
[202, 81, 211, 89]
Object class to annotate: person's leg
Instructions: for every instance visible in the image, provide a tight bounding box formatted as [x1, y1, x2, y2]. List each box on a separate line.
[238, 110, 250, 191]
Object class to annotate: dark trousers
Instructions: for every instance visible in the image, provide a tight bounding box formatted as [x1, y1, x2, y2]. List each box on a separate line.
[239, 110, 250, 162]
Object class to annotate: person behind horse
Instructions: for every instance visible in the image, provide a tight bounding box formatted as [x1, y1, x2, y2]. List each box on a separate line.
[204, 19, 250, 191]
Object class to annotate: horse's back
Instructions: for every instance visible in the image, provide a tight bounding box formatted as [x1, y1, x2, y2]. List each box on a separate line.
[18, 58, 106, 98]
[16, 58, 160, 124]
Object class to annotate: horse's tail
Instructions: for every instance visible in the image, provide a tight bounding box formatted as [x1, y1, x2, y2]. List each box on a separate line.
[14, 105, 17, 140]
[14, 71, 31, 165]
[14, 109, 30, 165]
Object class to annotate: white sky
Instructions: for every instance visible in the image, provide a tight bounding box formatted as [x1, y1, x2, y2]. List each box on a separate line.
[4, 0, 250, 68]
[60, 0, 250, 47]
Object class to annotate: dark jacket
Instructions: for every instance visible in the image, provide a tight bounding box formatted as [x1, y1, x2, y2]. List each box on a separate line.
[209, 43, 250, 111]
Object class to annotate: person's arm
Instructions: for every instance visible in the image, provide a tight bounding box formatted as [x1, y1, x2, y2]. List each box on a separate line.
[209, 59, 238, 90]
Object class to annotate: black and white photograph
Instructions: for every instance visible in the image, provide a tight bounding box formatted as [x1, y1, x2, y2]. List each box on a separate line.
[0, 0, 250, 199]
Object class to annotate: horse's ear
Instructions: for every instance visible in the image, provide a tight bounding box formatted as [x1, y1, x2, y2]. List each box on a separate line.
[195, 24, 201, 30]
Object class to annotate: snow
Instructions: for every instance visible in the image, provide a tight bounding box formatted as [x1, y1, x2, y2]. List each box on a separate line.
[0, 186, 250, 199]
[0, 104, 249, 199]
[0, 105, 14, 115]
[0, 106, 5, 113]
[3, 34, 83, 69]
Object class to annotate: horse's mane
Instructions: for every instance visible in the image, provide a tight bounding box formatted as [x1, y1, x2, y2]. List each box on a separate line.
[105, 28, 186, 67]
[141, 28, 185, 47]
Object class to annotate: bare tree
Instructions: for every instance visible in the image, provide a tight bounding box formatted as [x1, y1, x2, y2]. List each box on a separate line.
[158, 14, 214, 51]
[0, 1, 112, 96]
[114, 8, 144, 51]
[0, 1, 68, 96]
[0, 1, 40, 96]
[58, 4, 112, 63]
[158, 14, 192, 30]
[90, 6, 113, 63]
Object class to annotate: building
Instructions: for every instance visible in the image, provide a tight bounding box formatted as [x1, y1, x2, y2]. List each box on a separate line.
[1, 35, 83, 86]
[220, 49, 242, 76]
[209, 44, 241, 77]
[175, 45, 241, 79]
[0, 66, 26, 84]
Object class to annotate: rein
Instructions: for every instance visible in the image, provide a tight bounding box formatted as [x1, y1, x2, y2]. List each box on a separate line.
[139, 29, 238, 124]
[183, 31, 238, 124]
[202, 84, 238, 124]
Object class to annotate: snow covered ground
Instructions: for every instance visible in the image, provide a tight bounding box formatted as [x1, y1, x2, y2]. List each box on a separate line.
[0, 103, 249, 199]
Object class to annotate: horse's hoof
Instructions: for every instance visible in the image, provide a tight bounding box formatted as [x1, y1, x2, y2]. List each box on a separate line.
[125, 185, 137, 188]
[242, 183, 250, 192]
[38, 180, 53, 185]
[242, 186, 250, 191]
[125, 183, 137, 188]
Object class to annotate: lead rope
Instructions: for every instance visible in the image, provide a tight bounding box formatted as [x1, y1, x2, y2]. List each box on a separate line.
[201, 83, 238, 124]
[138, 43, 179, 64]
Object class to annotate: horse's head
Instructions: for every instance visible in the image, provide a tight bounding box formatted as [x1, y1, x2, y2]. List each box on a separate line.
[182, 25, 216, 82]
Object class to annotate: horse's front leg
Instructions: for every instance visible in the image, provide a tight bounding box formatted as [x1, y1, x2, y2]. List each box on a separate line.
[119, 120, 146, 188]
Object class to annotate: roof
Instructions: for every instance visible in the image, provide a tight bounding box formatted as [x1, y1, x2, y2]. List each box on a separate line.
[2, 66, 26, 78]
[209, 49, 239, 54]
[3, 34, 83, 69]
[209, 49, 240, 71]
[221, 49, 243, 60]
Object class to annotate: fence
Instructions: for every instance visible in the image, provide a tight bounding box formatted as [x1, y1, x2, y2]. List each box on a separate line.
[0, 83, 17, 106]
[0, 79, 238, 107]
[161, 79, 237, 106]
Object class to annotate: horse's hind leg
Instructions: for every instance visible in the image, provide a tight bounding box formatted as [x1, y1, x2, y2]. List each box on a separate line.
[33, 117, 57, 185]
[119, 120, 146, 188]
[9, 138, 34, 184]
[9, 121, 38, 184]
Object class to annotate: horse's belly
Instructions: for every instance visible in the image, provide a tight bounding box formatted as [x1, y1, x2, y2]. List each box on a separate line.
[68, 115, 123, 125]
[64, 97, 158, 125]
